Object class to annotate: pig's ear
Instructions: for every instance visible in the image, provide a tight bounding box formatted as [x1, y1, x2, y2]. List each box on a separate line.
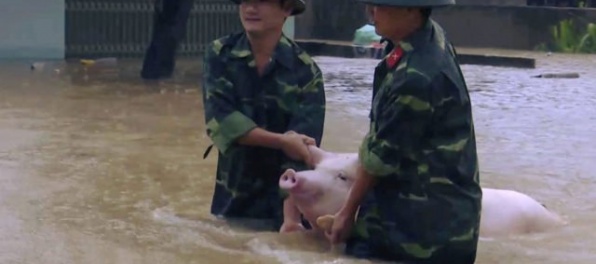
[308, 145, 329, 166]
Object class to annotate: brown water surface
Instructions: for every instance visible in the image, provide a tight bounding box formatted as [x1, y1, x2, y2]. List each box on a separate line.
[0, 51, 595, 263]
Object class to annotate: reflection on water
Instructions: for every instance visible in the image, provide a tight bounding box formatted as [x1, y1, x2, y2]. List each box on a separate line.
[0, 51, 595, 263]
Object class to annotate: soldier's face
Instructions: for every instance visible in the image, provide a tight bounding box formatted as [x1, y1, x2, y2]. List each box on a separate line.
[367, 5, 418, 40]
[239, 0, 292, 34]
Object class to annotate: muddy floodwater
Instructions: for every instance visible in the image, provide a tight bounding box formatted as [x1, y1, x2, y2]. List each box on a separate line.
[1, 50, 595, 264]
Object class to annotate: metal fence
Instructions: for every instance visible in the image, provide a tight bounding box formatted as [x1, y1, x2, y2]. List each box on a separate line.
[65, 0, 242, 59]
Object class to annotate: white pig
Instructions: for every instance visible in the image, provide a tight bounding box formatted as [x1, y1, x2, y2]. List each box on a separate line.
[279, 145, 567, 239]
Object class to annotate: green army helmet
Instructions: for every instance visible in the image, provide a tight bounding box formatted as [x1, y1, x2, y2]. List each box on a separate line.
[230, 0, 306, 16]
[358, 0, 455, 7]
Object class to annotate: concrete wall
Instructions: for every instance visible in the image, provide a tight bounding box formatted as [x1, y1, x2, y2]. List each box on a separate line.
[0, 0, 65, 60]
[295, 0, 369, 44]
[295, 3, 596, 51]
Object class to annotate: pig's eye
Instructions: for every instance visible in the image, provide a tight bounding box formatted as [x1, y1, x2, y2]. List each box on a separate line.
[337, 172, 348, 181]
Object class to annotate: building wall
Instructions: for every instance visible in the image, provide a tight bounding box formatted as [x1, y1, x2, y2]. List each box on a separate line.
[0, 0, 65, 59]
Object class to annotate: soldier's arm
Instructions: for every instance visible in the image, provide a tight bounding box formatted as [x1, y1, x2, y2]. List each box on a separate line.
[281, 64, 326, 171]
[202, 43, 285, 154]
[358, 74, 435, 179]
[336, 75, 436, 222]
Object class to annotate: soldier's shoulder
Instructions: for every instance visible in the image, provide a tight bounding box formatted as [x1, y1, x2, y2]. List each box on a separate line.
[206, 31, 245, 56]
[405, 40, 463, 90]
[405, 42, 470, 104]
[406, 47, 443, 82]
[282, 36, 321, 71]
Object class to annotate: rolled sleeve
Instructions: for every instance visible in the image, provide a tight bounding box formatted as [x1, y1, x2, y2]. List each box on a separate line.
[358, 132, 397, 177]
[202, 42, 256, 155]
[206, 111, 256, 155]
[358, 77, 434, 178]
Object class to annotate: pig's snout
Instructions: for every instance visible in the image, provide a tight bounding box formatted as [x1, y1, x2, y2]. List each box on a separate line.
[279, 169, 300, 190]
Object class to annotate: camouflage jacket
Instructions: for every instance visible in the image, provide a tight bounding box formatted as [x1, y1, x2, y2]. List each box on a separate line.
[350, 19, 483, 262]
[201, 32, 326, 230]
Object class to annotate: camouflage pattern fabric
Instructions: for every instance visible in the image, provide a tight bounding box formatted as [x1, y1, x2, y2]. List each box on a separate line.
[349, 18, 482, 263]
[201, 32, 326, 231]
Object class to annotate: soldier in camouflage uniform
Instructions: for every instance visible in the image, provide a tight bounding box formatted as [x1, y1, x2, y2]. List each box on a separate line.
[326, 1, 483, 263]
[201, 0, 326, 231]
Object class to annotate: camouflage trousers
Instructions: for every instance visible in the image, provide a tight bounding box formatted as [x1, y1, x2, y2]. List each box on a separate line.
[345, 237, 478, 264]
[344, 193, 479, 264]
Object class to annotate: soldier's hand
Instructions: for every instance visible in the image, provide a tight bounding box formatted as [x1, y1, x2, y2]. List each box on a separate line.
[280, 131, 316, 166]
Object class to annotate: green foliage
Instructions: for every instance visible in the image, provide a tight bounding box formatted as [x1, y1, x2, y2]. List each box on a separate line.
[577, 23, 596, 53]
[536, 19, 596, 54]
[552, 19, 580, 52]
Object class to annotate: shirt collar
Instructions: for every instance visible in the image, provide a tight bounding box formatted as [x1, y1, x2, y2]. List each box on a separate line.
[396, 18, 443, 53]
[229, 32, 295, 69]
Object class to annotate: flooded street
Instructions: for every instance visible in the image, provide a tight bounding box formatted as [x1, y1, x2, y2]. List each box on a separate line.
[1, 50, 595, 263]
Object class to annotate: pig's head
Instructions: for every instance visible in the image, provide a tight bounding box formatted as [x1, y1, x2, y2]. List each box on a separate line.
[279, 145, 359, 217]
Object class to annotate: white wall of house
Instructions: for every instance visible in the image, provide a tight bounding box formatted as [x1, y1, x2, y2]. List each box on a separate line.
[0, 0, 65, 59]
